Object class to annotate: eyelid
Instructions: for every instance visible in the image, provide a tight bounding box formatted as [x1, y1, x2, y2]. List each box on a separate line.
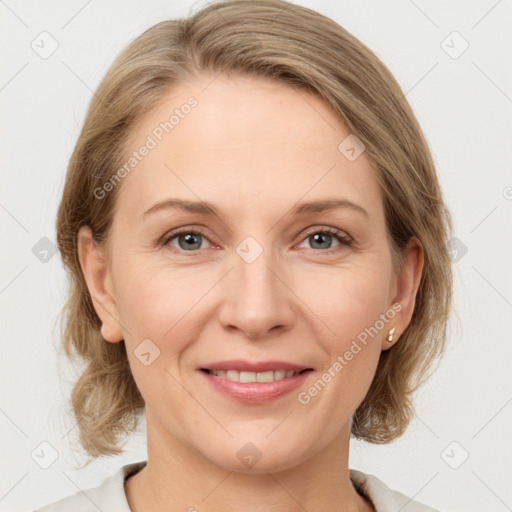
[300, 225, 352, 242]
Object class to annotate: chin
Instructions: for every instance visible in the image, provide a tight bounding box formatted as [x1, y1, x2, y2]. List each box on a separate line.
[203, 437, 311, 475]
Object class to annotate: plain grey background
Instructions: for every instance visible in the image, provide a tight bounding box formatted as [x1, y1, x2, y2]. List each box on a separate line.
[1, 1, 511, 511]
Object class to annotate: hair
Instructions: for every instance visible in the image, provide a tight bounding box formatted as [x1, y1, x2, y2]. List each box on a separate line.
[56, 0, 452, 463]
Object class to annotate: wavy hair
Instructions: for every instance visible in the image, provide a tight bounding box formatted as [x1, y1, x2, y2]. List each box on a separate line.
[56, 0, 452, 463]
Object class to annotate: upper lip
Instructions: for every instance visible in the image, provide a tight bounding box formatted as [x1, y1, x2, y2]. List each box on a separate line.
[199, 360, 313, 373]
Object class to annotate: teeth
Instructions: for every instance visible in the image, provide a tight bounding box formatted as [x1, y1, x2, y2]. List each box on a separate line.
[208, 369, 301, 382]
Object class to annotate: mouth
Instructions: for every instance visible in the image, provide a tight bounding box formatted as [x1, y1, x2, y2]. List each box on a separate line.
[197, 361, 314, 403]
[200, 368, 313, 383]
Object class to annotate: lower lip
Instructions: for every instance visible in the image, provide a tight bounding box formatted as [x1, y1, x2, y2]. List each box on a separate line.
[198, 370, 312, 404]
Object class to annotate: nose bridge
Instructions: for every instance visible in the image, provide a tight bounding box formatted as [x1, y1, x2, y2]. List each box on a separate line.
[218, 234, 295, 337]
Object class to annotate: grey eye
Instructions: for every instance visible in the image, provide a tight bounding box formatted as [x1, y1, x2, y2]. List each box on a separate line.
[299, 231, 342, 250]
[168, 232, 210, 251]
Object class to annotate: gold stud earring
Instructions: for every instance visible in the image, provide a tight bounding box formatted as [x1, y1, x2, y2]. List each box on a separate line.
[387, 327, 396, 342]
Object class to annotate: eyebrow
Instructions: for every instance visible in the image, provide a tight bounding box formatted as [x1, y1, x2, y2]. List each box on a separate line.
[142, 197, 368, 219]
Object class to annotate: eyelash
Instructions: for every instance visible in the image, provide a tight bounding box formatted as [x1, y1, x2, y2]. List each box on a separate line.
[161, 226, 353, 255]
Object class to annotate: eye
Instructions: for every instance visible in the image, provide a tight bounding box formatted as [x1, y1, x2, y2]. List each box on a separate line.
[298, 227, 353, 254]
[163, 228, 212, 252]
[161, 226, 353, 255]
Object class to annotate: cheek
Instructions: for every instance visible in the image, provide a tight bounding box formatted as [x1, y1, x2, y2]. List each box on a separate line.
[114, 263, 198, 409]
[298, 265, 390, 392]
[114, 257, 202, 335]
[109, 264, 188, 397]
[299, 264, 392, 339]
[113, 259, 219, 399]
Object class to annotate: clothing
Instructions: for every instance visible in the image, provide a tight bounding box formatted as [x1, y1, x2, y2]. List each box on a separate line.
[34, 460, 439, 511]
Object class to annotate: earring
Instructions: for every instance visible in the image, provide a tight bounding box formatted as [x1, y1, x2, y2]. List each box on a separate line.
[387, 327, 396, 342]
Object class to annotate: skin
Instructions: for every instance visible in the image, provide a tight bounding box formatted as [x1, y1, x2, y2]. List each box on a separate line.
[78, 74, 423, 512]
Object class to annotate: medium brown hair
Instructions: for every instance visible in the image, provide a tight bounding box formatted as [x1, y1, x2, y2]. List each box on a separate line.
[56, 0, 452, 463]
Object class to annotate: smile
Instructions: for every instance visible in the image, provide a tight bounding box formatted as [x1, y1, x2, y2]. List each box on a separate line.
[202, 369, 308, 382]
[198, 367, 314, 404]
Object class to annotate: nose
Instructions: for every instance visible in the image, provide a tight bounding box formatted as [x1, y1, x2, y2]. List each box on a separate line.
[217, 247, 297, 339]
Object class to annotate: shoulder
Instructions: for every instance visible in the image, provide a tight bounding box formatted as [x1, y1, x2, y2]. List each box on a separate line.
[34, 461, 147, 512]
[349, 468, 440, 512]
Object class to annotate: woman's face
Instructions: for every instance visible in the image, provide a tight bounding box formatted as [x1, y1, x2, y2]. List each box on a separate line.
[80, 75, 421, 473]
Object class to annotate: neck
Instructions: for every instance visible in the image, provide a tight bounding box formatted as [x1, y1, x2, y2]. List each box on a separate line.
[125, 414, 374, 512]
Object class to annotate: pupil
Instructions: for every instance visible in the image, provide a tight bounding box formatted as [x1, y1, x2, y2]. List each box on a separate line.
[179, 233, 201, 250]
[311, 233, 331, 249]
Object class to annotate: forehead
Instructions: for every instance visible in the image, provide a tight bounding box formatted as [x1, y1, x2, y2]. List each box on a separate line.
[116, 75, 382, 221]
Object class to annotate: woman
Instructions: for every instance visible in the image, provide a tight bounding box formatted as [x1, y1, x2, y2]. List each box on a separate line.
[37, 0, 452, 510]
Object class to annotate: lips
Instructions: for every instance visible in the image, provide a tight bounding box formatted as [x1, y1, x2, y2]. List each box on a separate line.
[203, 368, 307, 383]
[197, 359, 314, 403]
[199, 359, 312, 373]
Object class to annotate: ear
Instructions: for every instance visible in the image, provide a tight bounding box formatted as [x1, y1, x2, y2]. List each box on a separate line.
[77, 225, 124, 343]
[382, 237, 424, 350]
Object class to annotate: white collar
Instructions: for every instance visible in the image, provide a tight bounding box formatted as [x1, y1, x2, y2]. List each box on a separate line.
[37, 461, 439, 511]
